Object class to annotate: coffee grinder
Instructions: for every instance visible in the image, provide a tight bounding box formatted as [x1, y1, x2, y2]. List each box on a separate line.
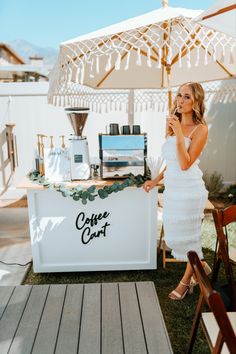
[65, 107, 90, 180]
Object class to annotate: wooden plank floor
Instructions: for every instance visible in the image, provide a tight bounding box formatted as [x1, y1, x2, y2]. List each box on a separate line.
[0, 282, 173, 354]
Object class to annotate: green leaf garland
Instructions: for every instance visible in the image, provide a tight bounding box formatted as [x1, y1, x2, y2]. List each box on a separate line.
[27, 170, 149, 205]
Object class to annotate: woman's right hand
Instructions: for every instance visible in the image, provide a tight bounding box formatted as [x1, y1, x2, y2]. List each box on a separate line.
[143, 180, 156, 193]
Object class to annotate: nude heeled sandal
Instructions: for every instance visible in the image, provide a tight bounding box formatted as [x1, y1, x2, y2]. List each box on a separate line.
[190, 262, 212, 287]
[168, 281, 192, 300]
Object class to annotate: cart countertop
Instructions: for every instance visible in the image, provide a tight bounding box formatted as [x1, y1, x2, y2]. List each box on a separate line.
[17, 177, 145, 190]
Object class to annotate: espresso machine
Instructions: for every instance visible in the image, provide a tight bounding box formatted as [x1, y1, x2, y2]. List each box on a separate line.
[65, 107, 90, 180]
[99, 132, 147, 179]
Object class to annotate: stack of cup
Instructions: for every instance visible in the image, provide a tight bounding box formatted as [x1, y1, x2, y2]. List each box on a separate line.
[109, 123, 120, 135]
[132, 125, 141, 134]
[109, 123, 142, 135]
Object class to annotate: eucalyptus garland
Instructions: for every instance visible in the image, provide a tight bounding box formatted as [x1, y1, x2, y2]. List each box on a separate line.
[28, 170, 149, 205]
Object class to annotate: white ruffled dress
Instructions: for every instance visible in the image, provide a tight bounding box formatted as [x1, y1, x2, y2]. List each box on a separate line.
[161, 134, 208, 261]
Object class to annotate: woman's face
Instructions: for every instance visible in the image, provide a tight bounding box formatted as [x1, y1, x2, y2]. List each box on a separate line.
[176, 85, 194, 114]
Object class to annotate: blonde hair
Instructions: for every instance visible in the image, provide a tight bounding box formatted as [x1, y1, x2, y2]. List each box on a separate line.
[168, 82, 206, 136]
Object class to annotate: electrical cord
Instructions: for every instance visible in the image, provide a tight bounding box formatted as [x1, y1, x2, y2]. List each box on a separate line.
[0, 260, 32, 267]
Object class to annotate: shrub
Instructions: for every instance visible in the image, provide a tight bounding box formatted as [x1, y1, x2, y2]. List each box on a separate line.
[203, 171, 225, 199]
[226, 184, 236, 204]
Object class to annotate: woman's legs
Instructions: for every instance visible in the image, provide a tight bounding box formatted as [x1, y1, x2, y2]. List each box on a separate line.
[168, 261, 211, 300]
[168, 262, 193, 300]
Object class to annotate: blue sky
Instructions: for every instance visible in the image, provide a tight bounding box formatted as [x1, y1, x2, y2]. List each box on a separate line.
[0, 0, 216, 48]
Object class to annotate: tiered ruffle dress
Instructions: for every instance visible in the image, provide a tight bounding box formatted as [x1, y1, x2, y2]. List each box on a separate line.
[161, 132, 208, 261]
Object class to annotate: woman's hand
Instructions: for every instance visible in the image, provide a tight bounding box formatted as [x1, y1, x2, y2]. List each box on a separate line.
[167, 115, 182, 136]
[143, 180, 156, 193]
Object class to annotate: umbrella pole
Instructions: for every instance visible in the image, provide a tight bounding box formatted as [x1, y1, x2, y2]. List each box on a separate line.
[128, 89, 134, 126]
[166, 65, 172, 113]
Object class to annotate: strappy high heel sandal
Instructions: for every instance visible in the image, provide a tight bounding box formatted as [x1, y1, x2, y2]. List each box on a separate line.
[190, 262, 212, 287]
[168, 281, 192, 300]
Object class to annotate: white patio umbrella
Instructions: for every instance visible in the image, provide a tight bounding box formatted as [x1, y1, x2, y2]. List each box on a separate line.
[195, 0, 236, 38]
[48, 1, 236, 111]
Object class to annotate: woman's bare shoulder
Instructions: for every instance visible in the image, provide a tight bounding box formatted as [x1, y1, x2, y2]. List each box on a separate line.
[191, 124, 208, 143]
[196, 123, 208, 134]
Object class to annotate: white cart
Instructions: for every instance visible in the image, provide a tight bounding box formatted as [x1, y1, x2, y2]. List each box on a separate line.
[20, 179, 158, 272]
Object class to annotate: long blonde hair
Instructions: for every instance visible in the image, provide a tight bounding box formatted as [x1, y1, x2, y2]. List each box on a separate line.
[168, 82, 206, 136]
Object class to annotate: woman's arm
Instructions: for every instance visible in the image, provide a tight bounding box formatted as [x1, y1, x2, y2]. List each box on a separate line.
[176, 125, 208, 170]
[167, 116, 208, 170]
[143, 167, 166, 192]
[152, 167, 166, 184]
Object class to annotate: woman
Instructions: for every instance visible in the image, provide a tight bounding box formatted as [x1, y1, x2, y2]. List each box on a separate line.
[143, 82, 211, 300]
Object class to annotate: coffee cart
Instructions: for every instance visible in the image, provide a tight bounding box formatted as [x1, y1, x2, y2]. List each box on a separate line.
[20, 179, 157, 272]
[22, 109, 158, 273]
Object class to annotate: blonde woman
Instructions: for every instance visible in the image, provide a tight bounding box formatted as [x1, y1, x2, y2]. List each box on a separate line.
[143, 82, 211, 300]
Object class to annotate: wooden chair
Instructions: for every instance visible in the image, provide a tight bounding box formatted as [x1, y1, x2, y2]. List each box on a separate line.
[186, 250, 236, 354]
[158, 194, 214, 268]
[212, 205, 236, 310]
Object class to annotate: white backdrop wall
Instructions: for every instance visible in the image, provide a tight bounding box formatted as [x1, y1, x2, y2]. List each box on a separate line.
[0, 81, 235, 199]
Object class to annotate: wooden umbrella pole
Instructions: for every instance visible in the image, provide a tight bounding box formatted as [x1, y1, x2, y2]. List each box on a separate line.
[161, 18, 172, 113]
[166, 65, 172, 112]
[128, 89, 134, 126]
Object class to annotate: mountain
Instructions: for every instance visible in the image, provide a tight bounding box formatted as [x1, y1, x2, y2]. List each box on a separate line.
[8, 39, 58, 69]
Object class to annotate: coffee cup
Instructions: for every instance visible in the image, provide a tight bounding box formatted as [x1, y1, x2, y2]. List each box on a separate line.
[109, 123, 119, 135]
[132, 125, 141, 134]
[121, 125, 131, 134]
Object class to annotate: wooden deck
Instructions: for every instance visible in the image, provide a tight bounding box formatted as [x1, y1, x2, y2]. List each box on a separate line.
[0, 281, 173, 354]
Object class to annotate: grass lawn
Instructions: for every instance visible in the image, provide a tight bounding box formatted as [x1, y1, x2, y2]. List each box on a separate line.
[23, 216, 236, 354]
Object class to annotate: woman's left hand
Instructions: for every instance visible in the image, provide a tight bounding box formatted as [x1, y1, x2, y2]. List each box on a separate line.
[167, 115, 182, 136]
